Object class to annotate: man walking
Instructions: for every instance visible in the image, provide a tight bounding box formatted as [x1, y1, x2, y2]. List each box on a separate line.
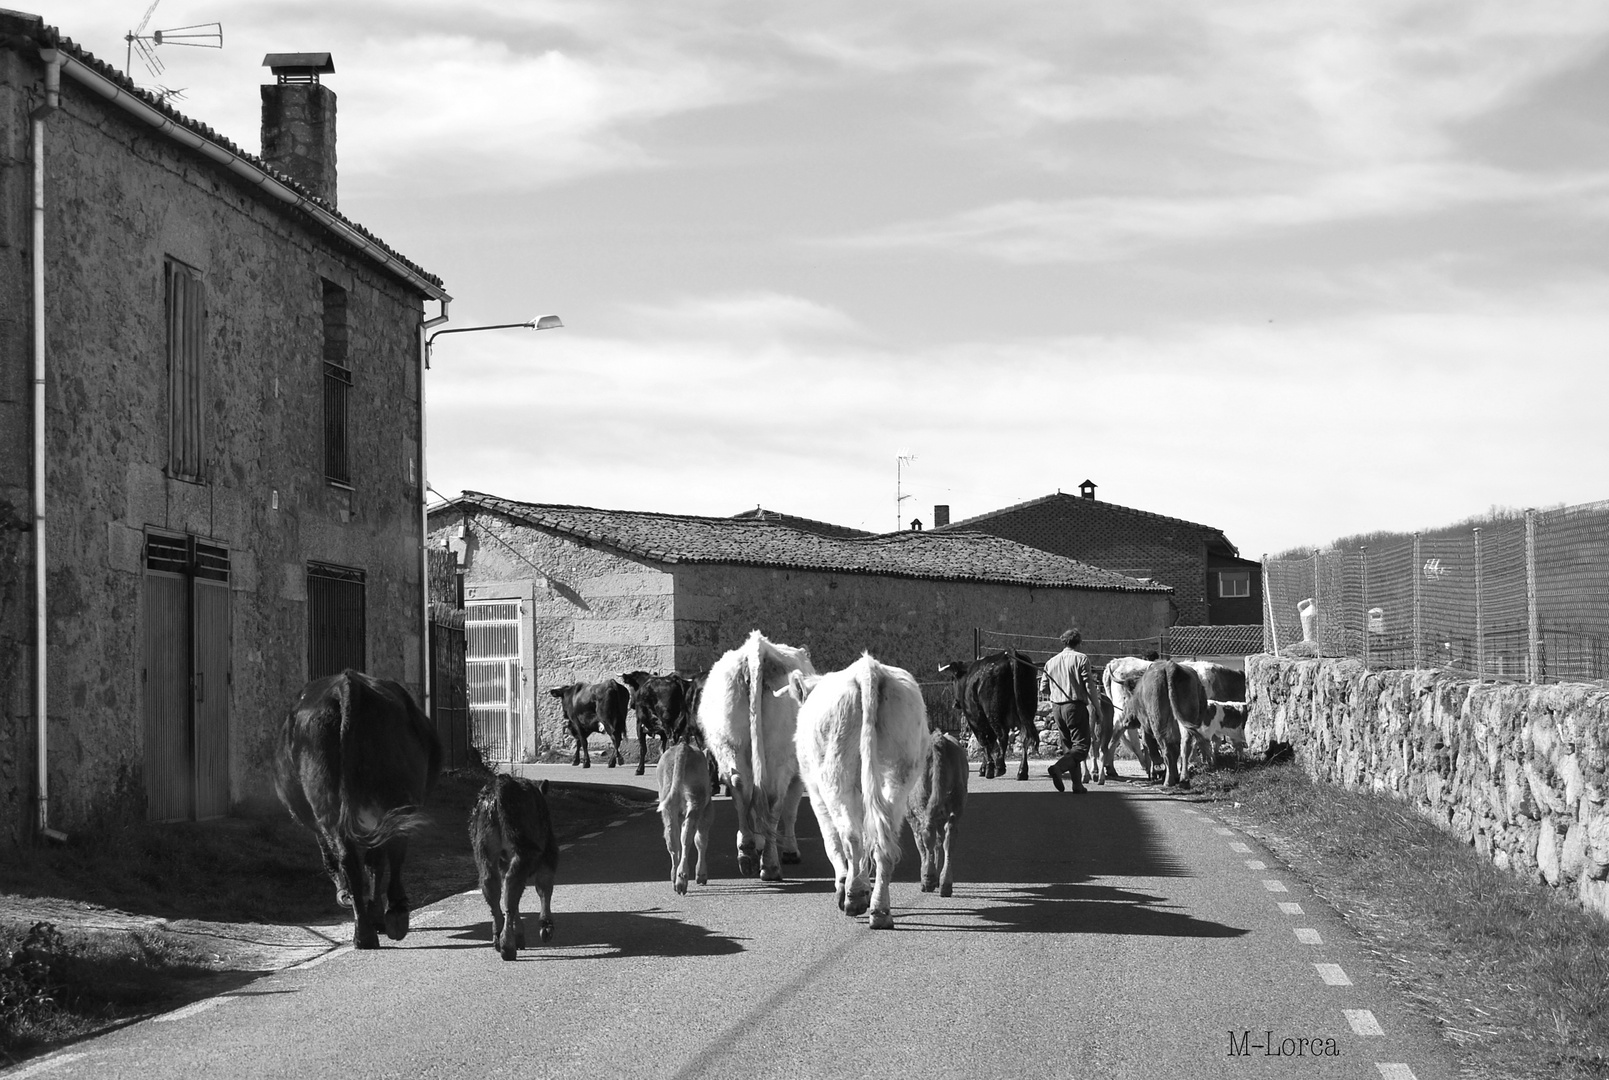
[1042, 628, 1104, 793]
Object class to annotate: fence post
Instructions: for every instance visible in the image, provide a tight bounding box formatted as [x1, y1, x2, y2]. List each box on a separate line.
[1313, 549, 1323, 653]
[1263, 554, 1279, 655]
[1412, 532, 1422, 672]
[1473, 526, 1484, 682]
[1526, 508, 1540, 683]
[1360, 546, 1370, 668]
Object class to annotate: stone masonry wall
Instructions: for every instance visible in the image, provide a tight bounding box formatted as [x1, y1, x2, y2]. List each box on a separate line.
[1247, 655, 1609, 919]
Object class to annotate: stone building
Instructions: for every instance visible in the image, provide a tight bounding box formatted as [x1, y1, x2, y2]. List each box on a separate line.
[933, 482, 1262, 626]
[0, 16, 448, 840]
[428, 491, 1174, 763]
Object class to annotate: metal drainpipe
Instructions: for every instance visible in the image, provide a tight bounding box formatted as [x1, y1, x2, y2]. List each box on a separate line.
[32, 49, 67, 843]
[420, 302, 450, 718]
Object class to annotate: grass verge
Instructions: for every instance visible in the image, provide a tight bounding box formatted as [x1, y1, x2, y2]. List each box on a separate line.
[1192, 757, 1609, 1080]
[0, 768, 652, 1065]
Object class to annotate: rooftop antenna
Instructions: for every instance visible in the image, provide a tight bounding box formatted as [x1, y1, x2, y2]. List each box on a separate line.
[896, 449, 916, 531]
[125, 0, 223, 100]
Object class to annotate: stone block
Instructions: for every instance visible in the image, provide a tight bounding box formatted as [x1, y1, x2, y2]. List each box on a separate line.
[1538, 820, 1561, 886]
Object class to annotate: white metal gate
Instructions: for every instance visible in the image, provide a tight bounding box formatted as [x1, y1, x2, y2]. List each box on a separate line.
[466, 600, 521, 762]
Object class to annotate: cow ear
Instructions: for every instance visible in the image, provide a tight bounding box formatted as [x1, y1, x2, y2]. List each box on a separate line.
[539, 778, 549, 796]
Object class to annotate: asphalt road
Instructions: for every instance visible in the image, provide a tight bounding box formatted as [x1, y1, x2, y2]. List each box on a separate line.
[12, 765, 1463, 1080]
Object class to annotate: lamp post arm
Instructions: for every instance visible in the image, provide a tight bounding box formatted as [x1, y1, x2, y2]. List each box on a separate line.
[426, 321, 533, 348]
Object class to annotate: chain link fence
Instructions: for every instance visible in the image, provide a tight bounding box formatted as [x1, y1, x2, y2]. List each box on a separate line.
[1263, 499, 1609, 684]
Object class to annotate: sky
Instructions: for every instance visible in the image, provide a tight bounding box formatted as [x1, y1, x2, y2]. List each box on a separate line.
[49, 1, 1609, 554]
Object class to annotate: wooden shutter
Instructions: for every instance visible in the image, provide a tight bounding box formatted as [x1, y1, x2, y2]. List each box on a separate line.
[166, 260, 204, 480]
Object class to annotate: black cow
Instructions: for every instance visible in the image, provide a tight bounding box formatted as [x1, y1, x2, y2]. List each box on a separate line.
[274, 670, 442, 950]
[619, 671, 696, 776]
[469, 773, 558, 961]
[938, 649, 1040, 780]
[548, 680, 630, 768]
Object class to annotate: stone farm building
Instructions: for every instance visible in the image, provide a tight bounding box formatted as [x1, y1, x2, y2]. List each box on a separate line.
[0, 16, 449, 840]
[933, 482, 1263, 628]
[427, 491, 1174, 763]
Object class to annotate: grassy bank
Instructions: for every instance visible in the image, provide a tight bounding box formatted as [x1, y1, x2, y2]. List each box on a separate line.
[1193, 758, 1609, 1080]
[0, 769, 652, 1065]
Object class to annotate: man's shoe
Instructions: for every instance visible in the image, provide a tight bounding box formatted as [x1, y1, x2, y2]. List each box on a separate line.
[1048, 766, 1066, 792]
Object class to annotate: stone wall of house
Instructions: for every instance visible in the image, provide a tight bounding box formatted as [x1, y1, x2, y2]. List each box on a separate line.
[1247, 655, 1609, 918]
[0, 38, 426, 838]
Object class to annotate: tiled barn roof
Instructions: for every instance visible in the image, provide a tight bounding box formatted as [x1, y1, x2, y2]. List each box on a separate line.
[940, 491, 1238, 556]
[3, 14, 444, 295]
[728, 507, 875, 539]
[441, 492, 1171, 593]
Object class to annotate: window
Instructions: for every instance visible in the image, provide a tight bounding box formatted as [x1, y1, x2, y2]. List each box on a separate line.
[165, 258, 205, 480]
[307, 562, 366, 679]
[322, 280, 351, 485]
[1219, 571, 1251, 598]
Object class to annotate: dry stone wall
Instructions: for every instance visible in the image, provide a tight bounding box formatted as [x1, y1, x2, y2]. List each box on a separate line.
[1247, 655, 1609, 918]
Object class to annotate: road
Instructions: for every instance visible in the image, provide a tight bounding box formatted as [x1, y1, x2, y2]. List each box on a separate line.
[12, 765, 1462, 1080]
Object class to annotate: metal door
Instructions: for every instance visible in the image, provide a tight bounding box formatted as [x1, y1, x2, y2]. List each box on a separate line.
[143, 541, 191, 823]
[466, 600, 521, 762]
[192, 542, 231, 819]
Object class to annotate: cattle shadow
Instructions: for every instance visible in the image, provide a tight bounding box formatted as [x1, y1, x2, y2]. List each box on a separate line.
[432, 907, 746, 960]
[892, 881, 1247, 939]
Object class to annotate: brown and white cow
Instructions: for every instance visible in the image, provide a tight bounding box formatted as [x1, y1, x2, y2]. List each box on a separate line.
[1127, 660, 1211, 788]
[548, 680, 630, 768]
[469, 773, 558, 961]
[907, 730, 968, 897]
[1180, 661, 1246, 705]
[1200, 700, 1249, 757]
[780, 654, 929, 928]
[657, 741, 714, 894]
[937, 650, 1039, 780]
[695, 630, 815, 880]
[274, 670, 442, 950]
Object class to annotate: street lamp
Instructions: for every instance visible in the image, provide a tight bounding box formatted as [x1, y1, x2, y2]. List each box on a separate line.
[419, 313, 563, 719]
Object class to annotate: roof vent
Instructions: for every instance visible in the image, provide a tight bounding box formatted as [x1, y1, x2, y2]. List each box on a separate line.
[1079, 479, 1097, 500]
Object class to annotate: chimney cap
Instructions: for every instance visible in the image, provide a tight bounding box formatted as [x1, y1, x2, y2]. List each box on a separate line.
[264, 53, 335, 82]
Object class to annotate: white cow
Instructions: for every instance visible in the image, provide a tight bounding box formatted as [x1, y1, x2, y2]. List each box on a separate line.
[696, 630, 816, 880]
[781, 653, 928, 929]
[1102, 656, 1153, 773]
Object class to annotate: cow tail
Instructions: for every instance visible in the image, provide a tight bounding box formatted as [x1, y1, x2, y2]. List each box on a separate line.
[860, 660, 900, 866]
[747, 636, 766, 798]
[1010, 649, 1038, 753]
[334, 675, 433, 848]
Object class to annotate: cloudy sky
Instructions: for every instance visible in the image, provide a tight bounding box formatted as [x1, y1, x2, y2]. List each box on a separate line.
[53, 1, 1609, 554]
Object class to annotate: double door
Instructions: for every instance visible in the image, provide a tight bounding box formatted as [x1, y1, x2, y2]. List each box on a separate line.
[143, 533, 231, 821]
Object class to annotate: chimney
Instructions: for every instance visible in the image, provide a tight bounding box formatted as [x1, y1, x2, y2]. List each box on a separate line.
[1079, 479, 1097, 500]
[933, 504, 950, 528]
[261, 53, 337, 205]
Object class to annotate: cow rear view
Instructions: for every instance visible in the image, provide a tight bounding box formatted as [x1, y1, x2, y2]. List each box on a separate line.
[657, 742, 714, 893]
[907, 731, 968, 897]
[469, 774, 558, 961]
[1128, 660, 1210, 788]
[274, 670, 442, 950]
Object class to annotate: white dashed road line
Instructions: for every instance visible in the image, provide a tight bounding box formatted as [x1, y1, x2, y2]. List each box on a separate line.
[1277, 902, 1304, 915]
[1262, 879, 1289, 892]
[1314, 963, 1352, 986]
[1245, 860, 1267, 870]
[1375, 1065, 1419, 1080]
[1345, 1009, 1385, 1036]
[1228, 841, 1252, 853]
[1293, 928, 1322, 945]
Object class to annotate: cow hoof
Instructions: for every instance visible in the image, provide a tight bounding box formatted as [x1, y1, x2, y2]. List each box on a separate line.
[759, 865, 783, 882]
[939, 883, 953, 898]
[869, 910, 894, 930]
[539, 919, 554, 942]
[608, 760, 617, 769]
[1016, 767, 1029, 781]
[737, 853, 759, 877]
[835, 885, 847, 910]
[582, 761, 591, 769]
[354, 926, 381, 950]
[636, 765, 646, 776]
[500, 947, 517, 961]
[845, 888, 871, 917]
[674, 876, 689, 895]
[696, 874, 708, 886]
[383, 908, 410, 941]
[920, 881, 935, 893]
[780, 850, 801, 865]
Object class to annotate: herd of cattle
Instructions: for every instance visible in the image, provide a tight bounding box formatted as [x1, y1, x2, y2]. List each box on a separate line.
[271, 639, 1249, 957]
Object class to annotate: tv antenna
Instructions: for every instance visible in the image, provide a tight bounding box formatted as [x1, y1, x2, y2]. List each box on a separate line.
[125, 1, 223, 85]
[896, 449, 917, 530]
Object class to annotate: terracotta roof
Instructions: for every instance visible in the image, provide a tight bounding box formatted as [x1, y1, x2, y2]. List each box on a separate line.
[3, 14, 444, 295]
[728, 507, 874, 539]
[439, 492, 1171, 593]
[940, 491, 1237, 554]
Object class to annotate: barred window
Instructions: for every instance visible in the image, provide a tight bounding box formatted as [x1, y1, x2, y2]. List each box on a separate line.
[307, 562, 366, 679]
[166, 259, 205, 480]
[322, 280, 351, 485]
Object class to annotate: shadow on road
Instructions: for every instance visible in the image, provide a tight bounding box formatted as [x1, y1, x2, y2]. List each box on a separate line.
[428, 907, 747, 960]
[897, 881, 1247, 938]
